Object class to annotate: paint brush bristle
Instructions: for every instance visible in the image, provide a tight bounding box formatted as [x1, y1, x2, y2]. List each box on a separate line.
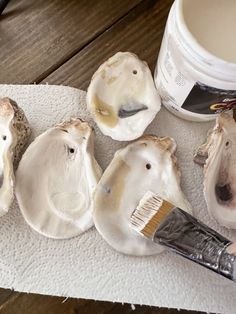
[130, 191, 175, 239]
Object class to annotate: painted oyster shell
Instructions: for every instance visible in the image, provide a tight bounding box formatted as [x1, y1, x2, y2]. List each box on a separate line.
[87, 52, 161, 141]
[194, 113, 236, 229]
[93, 135, 192, 256]
[0, 97, 31, 217]
[15, 118, 102, 239]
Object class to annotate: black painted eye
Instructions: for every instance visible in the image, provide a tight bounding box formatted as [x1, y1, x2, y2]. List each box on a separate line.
[146, 163, 151, 170]
[225, 140, 232, 148]
[2, 135, 6, 141]
[69, 148, 75, 154]
[133, 70, 137, 75]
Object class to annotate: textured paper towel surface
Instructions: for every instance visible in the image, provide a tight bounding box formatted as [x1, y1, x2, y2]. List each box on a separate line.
[1, 84, 236, 313]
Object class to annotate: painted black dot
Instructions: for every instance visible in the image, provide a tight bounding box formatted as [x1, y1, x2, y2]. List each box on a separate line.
[146, 163, 151, 170]
[215, 184, 232, 202]
[133, 70, 137, 75]
[106, 187, 111, 194]
[2, 135, 6, 141]
[69, 148, 75, 154]
[226, 141, 229, 146]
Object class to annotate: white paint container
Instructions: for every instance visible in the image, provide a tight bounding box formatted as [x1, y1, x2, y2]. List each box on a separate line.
[155, 0, 236, 122]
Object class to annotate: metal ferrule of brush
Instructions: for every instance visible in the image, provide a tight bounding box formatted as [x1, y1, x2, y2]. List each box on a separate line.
[154, 207, 236, 281]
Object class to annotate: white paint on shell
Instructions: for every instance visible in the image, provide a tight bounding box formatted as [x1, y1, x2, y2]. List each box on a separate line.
[93, 136, 192, 256]
[87, 52, 161, 141]
[15, 119, 102, 239]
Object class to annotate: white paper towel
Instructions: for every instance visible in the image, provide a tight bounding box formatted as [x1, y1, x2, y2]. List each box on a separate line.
[0, 84, 236, 313]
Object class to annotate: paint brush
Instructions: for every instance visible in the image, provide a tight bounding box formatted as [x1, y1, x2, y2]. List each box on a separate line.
[130, 191, 236, 281]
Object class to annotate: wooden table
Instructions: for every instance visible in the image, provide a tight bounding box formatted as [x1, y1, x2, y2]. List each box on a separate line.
[0, 1, 202, 313]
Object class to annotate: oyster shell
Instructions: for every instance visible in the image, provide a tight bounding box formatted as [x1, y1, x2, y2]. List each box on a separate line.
[15, 118, 102, 239]
[93, 135, 192, 255]
[194, 113, 236, 229]
[87, 52, 161, 141]
[0, 97, 31, 217]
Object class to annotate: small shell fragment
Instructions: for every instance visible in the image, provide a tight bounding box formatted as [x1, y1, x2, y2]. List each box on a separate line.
[15, 118, 102, 239]
[0, 97, 31, 217]
[93, 135, 192, 256]
[87, 52, 161, 141]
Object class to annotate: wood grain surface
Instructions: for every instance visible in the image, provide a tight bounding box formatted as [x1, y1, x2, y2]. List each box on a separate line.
[0, 288, 203, 314]
[0, 289, 15, 307]
[43, 0, 173, 89]
[0, 0, 141, 84]
[0, 0, 205, 313]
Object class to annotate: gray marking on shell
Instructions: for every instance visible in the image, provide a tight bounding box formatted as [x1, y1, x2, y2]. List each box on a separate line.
[0, 173, 4, 189]
[215, 183, 233, 203]
[8, 98, 31, 169]
[193, 153, 208, 166]
[118, 103, 148, 118]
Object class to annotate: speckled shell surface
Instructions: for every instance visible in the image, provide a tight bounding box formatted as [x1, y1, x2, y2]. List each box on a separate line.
[87, 52, 161, 141]
[15, 119, 102, 239]
[195, 113, 236, 229]
[93, 135, 192, 256]
[0, 97, 31, 217]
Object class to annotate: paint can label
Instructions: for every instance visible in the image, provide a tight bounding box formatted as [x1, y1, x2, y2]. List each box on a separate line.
[155, 35, 236, 115]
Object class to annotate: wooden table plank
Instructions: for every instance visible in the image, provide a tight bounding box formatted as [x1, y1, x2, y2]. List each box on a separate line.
[0, 288, 15, 306]
[42, 0, 173, 90]
[0, 0, 142, 84]
[0, 292, 202, 314]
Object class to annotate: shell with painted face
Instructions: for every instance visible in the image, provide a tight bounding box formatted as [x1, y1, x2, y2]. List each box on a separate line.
[194, 113, 236, 229]
[87, 52, 161, 141]
[93, 135, 192, 256]
[15, 118, 102, 239]
[0, 97, 31, 217]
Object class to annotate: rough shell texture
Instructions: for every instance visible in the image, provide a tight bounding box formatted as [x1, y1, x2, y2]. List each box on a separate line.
[87, 52, 161, 141]
[194, 113, 236, 229]
[15, 118, 102, 239]
[93, 135, 192, 256]
[0, 97, 31, 217]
